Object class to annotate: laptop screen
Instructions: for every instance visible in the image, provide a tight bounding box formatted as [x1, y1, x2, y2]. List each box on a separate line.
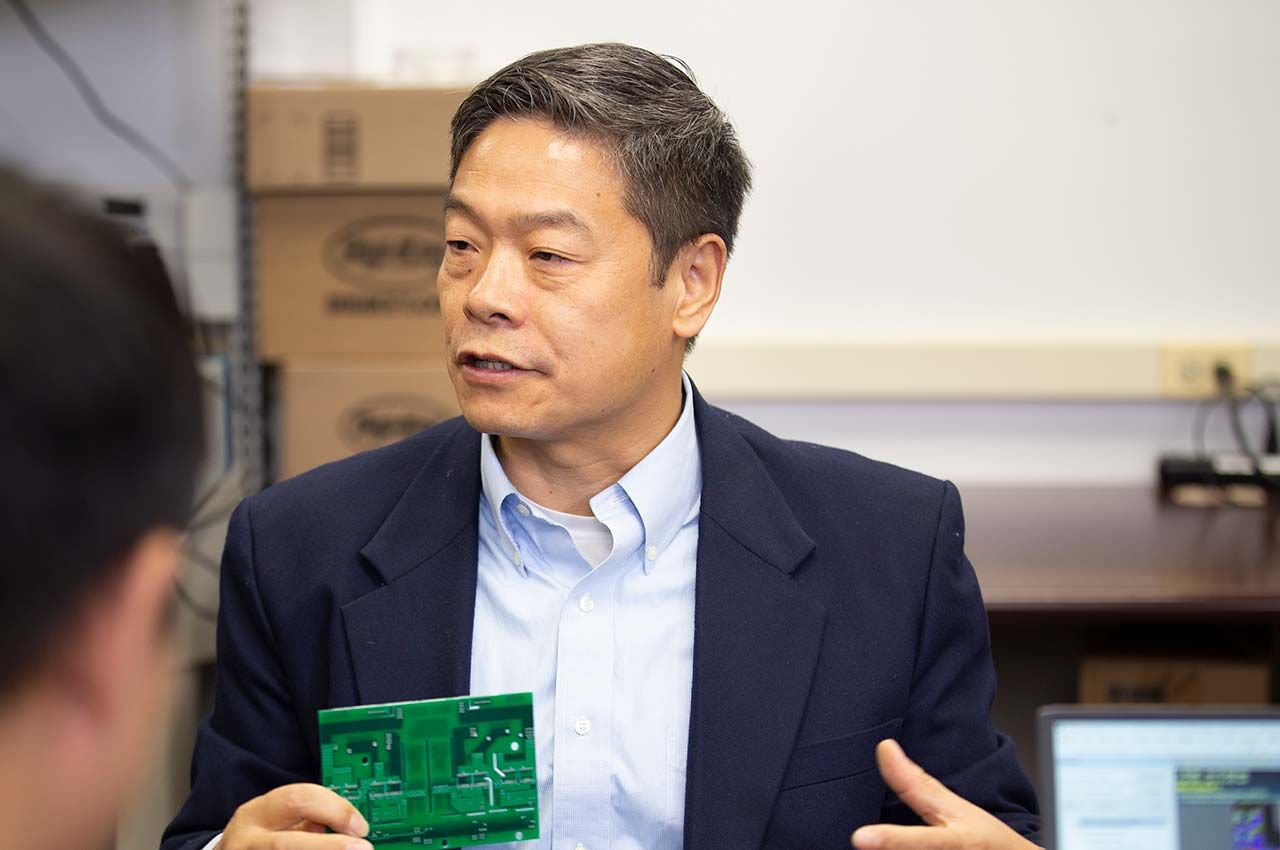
[1049, 715, 1280, 850]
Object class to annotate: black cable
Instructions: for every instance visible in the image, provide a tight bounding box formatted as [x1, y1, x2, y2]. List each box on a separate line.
[185, 469, 241, 532]
[1191, 397, 1229, 492]
[184, 546, 223, 577]
[1250, 380, 1280, 455]
[1214, 366, 1280, 490]
[1225, 392, 1266, 477]
[1188, 367, 1280, 499]
[184, 365, 252, 532]
[185, 463, 245, 534]
[187, 502, 240, 534]
[4, 0, 191, 188]
[1194, 397, 1223, 461]
[6, 0, 203, 324]
[187, 481, 224, 524]
[174, 579, 218, 622]
[1234, 404, 1280, 492]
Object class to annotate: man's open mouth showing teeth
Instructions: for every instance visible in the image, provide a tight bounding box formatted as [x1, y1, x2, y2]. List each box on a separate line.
[462, 353, 525, 373]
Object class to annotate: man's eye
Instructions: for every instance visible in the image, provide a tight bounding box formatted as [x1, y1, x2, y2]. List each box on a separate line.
[532, 250, 569, 264]
[446, 240, 473, 252]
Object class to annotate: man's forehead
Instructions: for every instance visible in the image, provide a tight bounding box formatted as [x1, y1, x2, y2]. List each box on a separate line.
[464, 116, 610, 171]
[446, 120, 633, 235]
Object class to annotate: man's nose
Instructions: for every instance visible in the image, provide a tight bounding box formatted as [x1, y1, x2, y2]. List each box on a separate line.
[464, 249, 524, 326]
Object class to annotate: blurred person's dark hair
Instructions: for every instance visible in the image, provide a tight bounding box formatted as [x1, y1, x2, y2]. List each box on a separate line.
[450, 42, 752, 326]
[0, 167, 204, 697]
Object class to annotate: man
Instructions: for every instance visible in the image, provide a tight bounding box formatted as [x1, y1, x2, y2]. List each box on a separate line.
[0, 168, 205, 850]
[163, 44, 1040, 850]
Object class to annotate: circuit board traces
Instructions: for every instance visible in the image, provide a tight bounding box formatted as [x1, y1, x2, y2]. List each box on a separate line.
[319, 692, 538, 847]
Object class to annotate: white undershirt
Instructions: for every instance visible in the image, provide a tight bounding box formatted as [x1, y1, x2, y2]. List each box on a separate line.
[527, 500, 614, 568]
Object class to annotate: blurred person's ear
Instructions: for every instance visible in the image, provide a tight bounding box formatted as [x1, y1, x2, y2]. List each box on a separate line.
[52, 526, 181, 735]
[39, 527, 183, 837]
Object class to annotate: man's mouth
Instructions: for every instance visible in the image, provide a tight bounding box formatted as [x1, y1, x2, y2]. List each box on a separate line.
[459, 352, 526, 372]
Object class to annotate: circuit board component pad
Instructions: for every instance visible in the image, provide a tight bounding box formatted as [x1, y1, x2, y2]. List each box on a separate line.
[318, 693, 538, 847]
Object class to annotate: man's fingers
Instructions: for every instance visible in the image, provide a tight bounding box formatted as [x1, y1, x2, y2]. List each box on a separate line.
[856, 742, 1041, 850]
[293, 821, 331, 833]
[241, 783, 370, 836]
[851, 822, 955, 850]
[243, 830, 373, 850]
[874, 739, 963, 826]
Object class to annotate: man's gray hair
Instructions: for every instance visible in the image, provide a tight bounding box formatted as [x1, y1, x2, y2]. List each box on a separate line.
[450, 42, 752, 311]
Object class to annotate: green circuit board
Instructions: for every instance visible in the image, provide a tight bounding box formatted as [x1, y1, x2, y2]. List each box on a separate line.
[318, 693, 538, 848]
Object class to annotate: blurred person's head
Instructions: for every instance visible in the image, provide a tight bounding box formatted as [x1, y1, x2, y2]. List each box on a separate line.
[442, 42, 751, 446]
[0, 168, 204, 850]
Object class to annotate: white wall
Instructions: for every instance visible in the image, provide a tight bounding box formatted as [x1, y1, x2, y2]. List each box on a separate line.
[339, 0, 1280, 345]
[250, 0, 354, 79]
[246, 0, 1280, 484]
[716, 397, 1268, 486]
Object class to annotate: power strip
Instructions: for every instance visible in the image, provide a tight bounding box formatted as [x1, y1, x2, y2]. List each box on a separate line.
[1158, 454, 1280, 507]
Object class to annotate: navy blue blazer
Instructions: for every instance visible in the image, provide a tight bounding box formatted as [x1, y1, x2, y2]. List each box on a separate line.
[162, 386, 1039, 849]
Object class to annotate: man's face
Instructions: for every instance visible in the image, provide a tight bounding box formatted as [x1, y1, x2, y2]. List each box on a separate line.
[439, 118, 684, 442]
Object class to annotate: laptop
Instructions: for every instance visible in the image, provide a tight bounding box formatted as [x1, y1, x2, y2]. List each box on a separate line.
[1038, 705, 1280, 850]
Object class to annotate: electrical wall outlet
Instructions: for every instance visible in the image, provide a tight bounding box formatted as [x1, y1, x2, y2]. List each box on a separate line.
[1159, 345, 1253, 398]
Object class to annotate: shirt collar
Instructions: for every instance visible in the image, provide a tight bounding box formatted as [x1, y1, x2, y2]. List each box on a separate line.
[479, 428, 526, 572]
[611, 371, 701, 574]
[479, 371, 702, 576]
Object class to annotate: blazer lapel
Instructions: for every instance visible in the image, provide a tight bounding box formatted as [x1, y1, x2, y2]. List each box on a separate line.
[683, 388, 827, 849]
[341, 420, 483, 706]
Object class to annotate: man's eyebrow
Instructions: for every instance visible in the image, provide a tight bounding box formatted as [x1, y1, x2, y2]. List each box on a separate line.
[442, 194, 478, 220]
[443, 195, 592, 237]
[509, 209, 592, 235]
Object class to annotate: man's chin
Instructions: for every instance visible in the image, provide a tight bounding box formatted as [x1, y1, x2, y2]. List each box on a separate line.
[459, 405, 549, 441]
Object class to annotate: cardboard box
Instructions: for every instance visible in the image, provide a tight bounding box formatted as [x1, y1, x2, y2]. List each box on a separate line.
[1080, 657, 1269, 705]
[256, 193, 448, 360]
[278, 360, 461, 480]
[247, 85, 467, 192]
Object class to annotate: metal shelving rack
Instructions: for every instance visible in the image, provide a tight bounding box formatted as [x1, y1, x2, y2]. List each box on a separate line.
[228, 0, 266, 494]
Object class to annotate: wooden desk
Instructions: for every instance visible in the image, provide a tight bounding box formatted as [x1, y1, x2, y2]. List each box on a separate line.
[959, 486, 1280, 783]
[960, 486, 1280, 615]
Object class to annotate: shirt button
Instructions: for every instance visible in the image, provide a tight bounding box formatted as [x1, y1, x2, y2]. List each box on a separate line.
[578, 593, 594, 613]
[515, 502, 531, 517]
[512, 551, 522, 567]
[646, 544, 658, 561]
[574, 716, 591, 736]
[575, 844, 587, 850]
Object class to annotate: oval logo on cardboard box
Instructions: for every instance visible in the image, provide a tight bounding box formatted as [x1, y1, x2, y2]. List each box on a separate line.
[339, 394, 453, 451]
[324, 215, 444, 294]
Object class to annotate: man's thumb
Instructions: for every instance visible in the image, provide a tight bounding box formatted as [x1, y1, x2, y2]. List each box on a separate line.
[875, 739, 961, 826]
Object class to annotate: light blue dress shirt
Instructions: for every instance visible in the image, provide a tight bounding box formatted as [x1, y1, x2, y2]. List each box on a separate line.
[469, 372, 702, 850]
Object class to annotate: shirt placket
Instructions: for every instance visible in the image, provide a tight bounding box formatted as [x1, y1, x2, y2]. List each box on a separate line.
[550, 498, 641, 850]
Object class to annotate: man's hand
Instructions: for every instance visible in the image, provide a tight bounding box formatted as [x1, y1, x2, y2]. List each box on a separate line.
[220, 783, 373, 850]
[851, 740, 1042, 850]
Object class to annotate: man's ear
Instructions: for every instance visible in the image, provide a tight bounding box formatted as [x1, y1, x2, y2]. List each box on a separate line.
[48, 528, 181, 734]
[668, 234, 728, 345]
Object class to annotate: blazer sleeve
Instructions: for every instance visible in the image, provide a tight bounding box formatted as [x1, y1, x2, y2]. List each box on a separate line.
[878, 480, 1041, 842]
[160, 497, 313, 850]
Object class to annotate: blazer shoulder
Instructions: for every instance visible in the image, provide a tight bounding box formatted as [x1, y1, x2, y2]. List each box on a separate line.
[244, 415, 471, 532]
[712, 405, 953, 524]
